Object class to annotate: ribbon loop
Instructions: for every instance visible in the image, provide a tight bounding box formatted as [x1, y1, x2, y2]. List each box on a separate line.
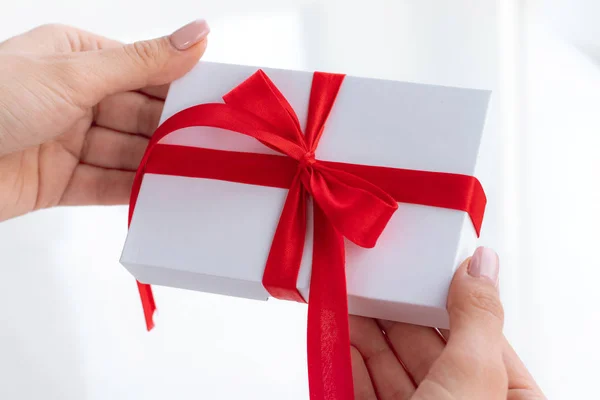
[223, 69, 306, 147]
[302, 165, 398, 248]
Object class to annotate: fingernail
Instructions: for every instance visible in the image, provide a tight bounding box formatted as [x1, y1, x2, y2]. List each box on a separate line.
[468, 247, 499, 286]
[170, 19, 210, 51]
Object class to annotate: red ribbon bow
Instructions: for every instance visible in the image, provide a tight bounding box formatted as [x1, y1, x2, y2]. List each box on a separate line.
[128, 69, 486, 400]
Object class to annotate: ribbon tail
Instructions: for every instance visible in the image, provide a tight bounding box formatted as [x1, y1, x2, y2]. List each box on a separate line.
[262, 174, 307, 303]
[136, 281, 156, 331]
[307, 204, 354, 400]
[130, 153, 157, 332]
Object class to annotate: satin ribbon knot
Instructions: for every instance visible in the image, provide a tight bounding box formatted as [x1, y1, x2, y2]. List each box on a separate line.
[299, 151, 317, 169]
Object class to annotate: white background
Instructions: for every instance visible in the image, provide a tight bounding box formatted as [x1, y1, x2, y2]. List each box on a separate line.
[0, 0, 598, 399]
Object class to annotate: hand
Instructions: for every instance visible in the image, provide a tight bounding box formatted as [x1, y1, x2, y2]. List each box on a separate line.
[350, 247, 546, 400]
[0, 21, 209, 221]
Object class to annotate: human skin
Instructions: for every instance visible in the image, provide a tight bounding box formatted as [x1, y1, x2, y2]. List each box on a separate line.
[0, 22, 545, 400]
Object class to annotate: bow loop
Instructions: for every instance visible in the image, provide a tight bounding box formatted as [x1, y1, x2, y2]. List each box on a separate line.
[223, 69, 307, 149]
[302, 163, 398, 248]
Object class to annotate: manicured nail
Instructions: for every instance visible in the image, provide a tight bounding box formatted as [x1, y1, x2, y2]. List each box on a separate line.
[170, 19, 210, 50]
[468, 247, 499, 286]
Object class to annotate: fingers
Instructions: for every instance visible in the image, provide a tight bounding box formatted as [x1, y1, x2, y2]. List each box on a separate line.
[349, 316, 415, 400]
[508, 389, 547, 400]
[140, 84, 170, 100]
[0, 24, 122, 53]
[440, 277, 545, 398]
[439, 329, 449, 341]
[94, 91, 163, 136]
[63, 19, 209, 107]
[415, 247, 507, 400]
[447, 247, 503, 339]
[59, 164, 134, 206]
[56, 25, 122, 52]
[503, 341, 546, 398]
[377, 320, 445, 385]
[80, 126, 148, 171]
[351, 346, 377, 400]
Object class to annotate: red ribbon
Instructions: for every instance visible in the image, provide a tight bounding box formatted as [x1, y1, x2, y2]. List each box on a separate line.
[128, 70, 486, 399]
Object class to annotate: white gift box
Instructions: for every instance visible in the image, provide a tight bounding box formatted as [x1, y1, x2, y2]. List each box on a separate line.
[120, 61, 491, 329]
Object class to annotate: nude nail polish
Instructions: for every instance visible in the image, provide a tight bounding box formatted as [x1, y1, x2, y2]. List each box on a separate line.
[169, 19, 210, 51]
[468, 246, 499, 286]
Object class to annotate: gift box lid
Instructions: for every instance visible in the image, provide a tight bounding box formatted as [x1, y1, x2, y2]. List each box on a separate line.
[121, 61, 491, 329]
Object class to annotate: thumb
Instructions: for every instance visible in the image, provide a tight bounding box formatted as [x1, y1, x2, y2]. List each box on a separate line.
[68, 19, 209, 105]
[447, 246, 504, 342]
[416, 247, 507, 399]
